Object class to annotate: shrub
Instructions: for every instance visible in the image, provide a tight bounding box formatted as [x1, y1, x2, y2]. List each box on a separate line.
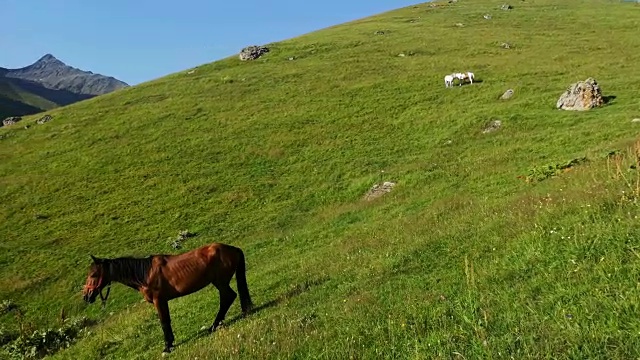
[3, 317, 90, 359]
[525, 157, 588, 182]
[0, 327, 18, 347]
[0, 299, 19, 315]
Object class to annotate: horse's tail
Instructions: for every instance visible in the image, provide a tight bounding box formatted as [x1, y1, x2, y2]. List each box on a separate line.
[235, 248, 253, 314]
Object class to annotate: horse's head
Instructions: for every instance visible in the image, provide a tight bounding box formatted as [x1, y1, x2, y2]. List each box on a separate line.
[83, 255, 111, 304]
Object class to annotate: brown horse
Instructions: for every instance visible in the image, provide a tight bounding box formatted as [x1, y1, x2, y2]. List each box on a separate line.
[82, 242, 253, 354]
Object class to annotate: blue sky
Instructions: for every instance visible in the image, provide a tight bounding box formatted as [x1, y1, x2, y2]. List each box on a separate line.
[2, 0, 421, 85]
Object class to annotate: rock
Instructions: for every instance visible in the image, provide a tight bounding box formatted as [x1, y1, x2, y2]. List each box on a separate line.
[556, 77, 604, 111]
[501, 4, 513, 10]
[500, 89, 514, 100]
[364, 181, 396, 201]
[483, 14, 492, 19]
[170, 230, 196, 250]
[374, 30, 386, 35]
[632, 118, 640, 123]
[483, 120, 502, 133]
[501, 42, 512, 49]
[239, 45, 269, 61]
[455, 23, 465, 27]
[36, 114, 53, 124]
[2, 116, 21, 126]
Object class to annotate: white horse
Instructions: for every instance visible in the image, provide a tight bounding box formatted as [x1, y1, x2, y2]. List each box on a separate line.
[453, 71, 475, 85]
[454, 72, 475, 85]
[466, 71, 475, 84]
[444, 74, 455, 88]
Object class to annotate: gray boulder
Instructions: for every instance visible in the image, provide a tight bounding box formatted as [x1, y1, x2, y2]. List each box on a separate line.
[483, 120, 502, 133]
[500, 89, 514, 100]
[239, 46, 270, 61]
[364, 181, 396, 201]
[2, 116, 21, 127]
[556, 78, 604, 111]
[37, 115, 53, 124]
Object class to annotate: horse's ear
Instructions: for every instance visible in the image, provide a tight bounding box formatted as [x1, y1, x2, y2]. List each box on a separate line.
[90, 255, 100, 263]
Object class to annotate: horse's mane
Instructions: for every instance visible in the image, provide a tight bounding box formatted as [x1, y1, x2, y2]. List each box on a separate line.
[107, 256, 154, 287]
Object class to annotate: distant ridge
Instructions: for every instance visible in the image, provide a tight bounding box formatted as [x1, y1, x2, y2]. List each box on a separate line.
[0, 54, 128, 118]
[5, 54, 129, 96]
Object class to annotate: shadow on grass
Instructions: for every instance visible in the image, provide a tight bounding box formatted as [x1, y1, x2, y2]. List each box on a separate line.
[175, 276, 329, 348]
[452, 79, 483, 87]
[603, 95, 617, 104]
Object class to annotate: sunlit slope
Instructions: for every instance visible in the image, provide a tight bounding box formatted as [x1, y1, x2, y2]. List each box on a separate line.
[2, 0, 640, 358]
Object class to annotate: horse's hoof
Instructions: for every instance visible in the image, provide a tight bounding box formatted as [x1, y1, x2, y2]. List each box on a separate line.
[162, 346, 174, 355]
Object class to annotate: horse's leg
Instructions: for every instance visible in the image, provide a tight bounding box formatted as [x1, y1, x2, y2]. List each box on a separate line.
[208, 282, 237, 332]
[153, 298, 175, 353]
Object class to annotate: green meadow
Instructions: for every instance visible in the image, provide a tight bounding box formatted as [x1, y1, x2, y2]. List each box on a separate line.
[2, 0, 640, 358]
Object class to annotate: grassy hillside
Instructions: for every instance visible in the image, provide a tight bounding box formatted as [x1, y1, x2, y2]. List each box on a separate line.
[2, 0, 640, 358]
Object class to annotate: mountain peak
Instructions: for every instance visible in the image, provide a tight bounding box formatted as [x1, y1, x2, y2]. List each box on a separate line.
[36, 54, 64, 65]
[4, 53, 128, 98]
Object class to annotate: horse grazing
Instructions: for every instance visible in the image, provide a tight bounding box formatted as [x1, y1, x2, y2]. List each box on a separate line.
[453, 72, 475, 85]
[444, 74, 455, 88]
[82, 242, 253, 354]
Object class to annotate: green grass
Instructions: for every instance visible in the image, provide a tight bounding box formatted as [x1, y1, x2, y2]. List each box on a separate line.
[2, 0, 640, 358]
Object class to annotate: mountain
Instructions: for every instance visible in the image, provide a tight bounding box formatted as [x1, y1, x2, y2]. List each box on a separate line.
[0, 54, 128, 119]
[2, 0, 640, 358]
[5, 54, 128, 96]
